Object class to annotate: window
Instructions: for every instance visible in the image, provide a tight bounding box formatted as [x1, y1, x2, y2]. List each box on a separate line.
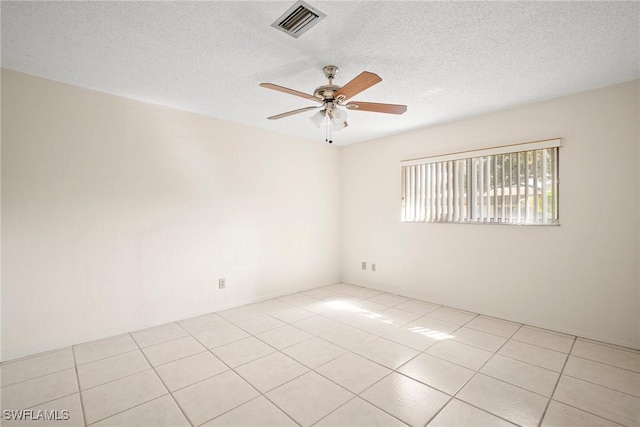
[401, 139, 560, 225]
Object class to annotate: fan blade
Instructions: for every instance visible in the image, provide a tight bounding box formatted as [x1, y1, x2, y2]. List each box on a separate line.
[267, 106, 319, 120]
[334, 71, 382, 100]
[345, 101, 407, 115]
[260, 83, 321, 102]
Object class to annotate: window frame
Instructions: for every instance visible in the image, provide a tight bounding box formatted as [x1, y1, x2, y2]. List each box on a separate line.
[400, 138, 561, 225]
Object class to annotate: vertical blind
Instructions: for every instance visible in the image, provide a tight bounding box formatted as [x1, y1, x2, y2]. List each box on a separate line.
[401, 139, 560, 224]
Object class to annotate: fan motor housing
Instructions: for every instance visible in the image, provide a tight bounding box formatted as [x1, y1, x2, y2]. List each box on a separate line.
[314, 84, 341, 101]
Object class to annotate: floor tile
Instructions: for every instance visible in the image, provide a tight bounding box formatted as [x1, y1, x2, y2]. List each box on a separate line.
[350, 315, 402, 337]
[1, 347, 74, 387]
[155, 351, 228, 392]
[465, 316, 520, 338]
[203, 396, 297, 426]
[341, 286, 384, 299]
[293, 315, 342, 335]
[278, 293, 320, 307]
[354, 300, 391, 314]
[511, 326, 574, 353]
[450, 327, 508, 352]
[316, 397, 407, 426]
[77, 350, 150, 390]
[1, 368, 78, 410]
[235, 352, 309, 393]
[541, 401, 621, 427]
[282, 337, 346, 368]
[323, 294, 362, 311]
[141, 336, 205, 367]
[553, 375, 640, 426]
[81, 369, 167, 424]
[211, 336, 275, 368]
[408, 316, 460, 335]
[268, 306, 315, 323]
[426, 307, 477, 326]
[322, 307, 362, 325]
[316, 352, 391, 394]
[398, 353, 474, 395]
[499, 340, 568, 372]
[394, 299, 440, 315]
[320, 326, 377, 351]
[298, 298, 336, 314]
[92, 394, 190, 426]
[383, 326, 441, 351]
[367, 293, 408, 306]
[266, 371, 353, 426]
[325, 283, 361, 293]
[480, 354, 559, 396]
[353, 337, 419, 369]
[131, 323, 188, 348]
[235, 314, 286, 335]
[8, 284, 638, 427]
[250, 299, 293, 313]
[73, 334, 138, 365]
[256, 325, 312, 350]
[173, 370, 258, 426]
[428, 398, 516, 426]
[426, 340, 493, 371]
[217, 306, 263, 323]
[2, 393, 84, 427]
[564, 355, 640, 397]
[193, 324, 250, 349]
[301, 288, 340, 299]
[378, 307, 423, 325]
[360, 372, 449, 427]
[177, 312, 228, 335]
[457, 374, 548, 426]
[572, 339, 640, 372]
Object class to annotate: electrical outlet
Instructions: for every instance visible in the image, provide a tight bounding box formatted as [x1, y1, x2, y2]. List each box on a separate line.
[362, 261, 367, 270]
[372, 263, 376, 272]
[218, 278, 226, 289]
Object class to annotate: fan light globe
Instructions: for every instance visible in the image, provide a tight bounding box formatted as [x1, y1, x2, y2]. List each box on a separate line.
[330, 107, 348, 131]
[309, 110, 325, 128]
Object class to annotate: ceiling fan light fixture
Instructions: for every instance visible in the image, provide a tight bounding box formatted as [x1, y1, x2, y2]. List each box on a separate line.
[260, 65, 407, 143]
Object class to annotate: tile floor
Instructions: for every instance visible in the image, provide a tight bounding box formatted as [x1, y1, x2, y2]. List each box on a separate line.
[1, 283, 639, 426]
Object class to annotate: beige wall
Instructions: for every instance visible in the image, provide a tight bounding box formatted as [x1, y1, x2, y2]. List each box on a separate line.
[340, 80, 640, 349]
[2, 69, 638, 360]
[1, 70, 341, 360]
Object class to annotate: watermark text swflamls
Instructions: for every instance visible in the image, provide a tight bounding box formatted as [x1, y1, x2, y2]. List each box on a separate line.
[4, 409, 70, 421]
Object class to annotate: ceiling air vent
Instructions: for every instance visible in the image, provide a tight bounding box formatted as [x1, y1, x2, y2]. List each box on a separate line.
[271, 0, 326, 38]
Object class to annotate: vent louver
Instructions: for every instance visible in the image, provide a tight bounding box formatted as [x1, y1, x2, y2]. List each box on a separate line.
[271, 0, 326, 38]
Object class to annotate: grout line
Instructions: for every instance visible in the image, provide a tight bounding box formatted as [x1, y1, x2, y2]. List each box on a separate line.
[180, 300, 414, 426]
[543, 400, 628, 427]
[71, 346, 89, 427]
[1, 365, 77, 389]
[129, 331, 195, 427]
[566, 353, 640, 374]
[560, 371, 640, 397]
[423, 322, 525, 426]
[538, 337, 576, 427]
[84, 393, 173, 426]
[74, 366, 151, 393]
[175, 319, 302, 427]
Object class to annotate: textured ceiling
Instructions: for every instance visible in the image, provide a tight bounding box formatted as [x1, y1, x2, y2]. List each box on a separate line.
[2, 1, 639, 145]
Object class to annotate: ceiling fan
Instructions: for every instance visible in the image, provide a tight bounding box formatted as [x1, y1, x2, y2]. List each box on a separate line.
[260, 65, 407, 143]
